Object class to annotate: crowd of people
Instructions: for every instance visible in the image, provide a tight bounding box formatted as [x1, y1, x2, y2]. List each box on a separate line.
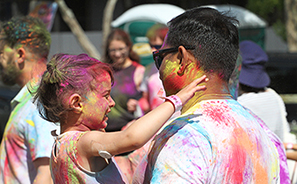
[0, 6, 296, 184]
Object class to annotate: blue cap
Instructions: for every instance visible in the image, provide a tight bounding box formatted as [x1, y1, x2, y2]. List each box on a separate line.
[239, 40, 270, 88]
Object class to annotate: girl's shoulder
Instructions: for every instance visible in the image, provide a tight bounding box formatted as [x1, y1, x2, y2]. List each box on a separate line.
[57, 131, 87, 142]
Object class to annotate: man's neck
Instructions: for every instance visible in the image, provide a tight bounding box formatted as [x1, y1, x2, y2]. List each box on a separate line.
[17, 57, 47, 87]
[181, 75, 232, 114]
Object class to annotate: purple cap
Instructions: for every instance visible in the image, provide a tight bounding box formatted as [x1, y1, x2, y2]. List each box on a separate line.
[239, 40, 270, 88]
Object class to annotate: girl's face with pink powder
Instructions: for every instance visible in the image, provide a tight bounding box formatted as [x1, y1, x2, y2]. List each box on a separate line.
[82, 71, 115, 130]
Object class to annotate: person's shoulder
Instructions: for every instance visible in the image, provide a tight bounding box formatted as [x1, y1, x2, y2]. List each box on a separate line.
[237, 92, 264, 105]
[160, 114, 204, 134]
[134, 62, 145, 70]
[238, 92, 258, 99]
[132, 61, 144, 67]
[266, 88, 282, 97]
[133, 62, 145, 76]
[153, 114, 212, 150]
[57, 131, 85, 146]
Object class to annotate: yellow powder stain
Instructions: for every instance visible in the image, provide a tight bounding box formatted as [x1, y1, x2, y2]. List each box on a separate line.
[25, 120, 35, 127]
[4, 47, 13, 53]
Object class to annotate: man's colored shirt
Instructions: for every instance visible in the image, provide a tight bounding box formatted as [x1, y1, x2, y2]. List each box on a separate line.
[0, 82, 59, 183]
[134, 99, 280, 184]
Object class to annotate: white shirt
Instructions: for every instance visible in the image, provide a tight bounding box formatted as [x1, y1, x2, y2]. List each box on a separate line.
[237, 88, 289, 141]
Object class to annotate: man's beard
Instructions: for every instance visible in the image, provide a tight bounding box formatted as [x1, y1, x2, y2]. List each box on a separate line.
[0, 61, 20, 86]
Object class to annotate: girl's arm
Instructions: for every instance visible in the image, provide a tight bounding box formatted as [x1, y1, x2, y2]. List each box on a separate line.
[286, 151, 297, 161]
[81, 75, 207, 157]
[284, 143, 297, 161]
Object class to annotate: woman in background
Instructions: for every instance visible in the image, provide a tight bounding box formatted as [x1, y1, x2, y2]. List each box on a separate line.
[103, 29, 146, 181]
[103, 29, 145, 132]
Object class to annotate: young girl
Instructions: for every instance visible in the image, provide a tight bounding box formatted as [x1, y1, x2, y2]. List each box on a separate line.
[33, 53, 207, 183]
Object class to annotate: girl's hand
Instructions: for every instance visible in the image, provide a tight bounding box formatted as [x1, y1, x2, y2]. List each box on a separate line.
[176, 75, 208, 105]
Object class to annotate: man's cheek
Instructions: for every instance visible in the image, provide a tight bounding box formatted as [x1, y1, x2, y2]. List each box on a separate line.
[163, 72, 186, 95]
[160, 59, 178, 78]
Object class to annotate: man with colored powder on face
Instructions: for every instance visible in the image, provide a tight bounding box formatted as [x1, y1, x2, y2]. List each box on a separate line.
[0, 16, 59, 183]
[133, 7, 280, 183]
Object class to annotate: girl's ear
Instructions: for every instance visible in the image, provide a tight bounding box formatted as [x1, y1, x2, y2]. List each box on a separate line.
[69, 94, 83, 114]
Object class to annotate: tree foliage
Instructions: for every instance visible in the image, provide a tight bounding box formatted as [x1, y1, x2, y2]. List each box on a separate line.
[246, 0, 286, 41]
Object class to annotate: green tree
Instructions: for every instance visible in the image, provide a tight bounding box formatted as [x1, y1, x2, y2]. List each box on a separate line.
[285, 0, 297, 52]
[246, 0, 287, 41]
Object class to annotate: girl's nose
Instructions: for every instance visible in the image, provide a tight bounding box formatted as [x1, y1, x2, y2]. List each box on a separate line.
[109, 96, 115, 107]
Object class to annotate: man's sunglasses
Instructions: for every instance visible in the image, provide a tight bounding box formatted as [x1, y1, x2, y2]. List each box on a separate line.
[153, 46, 195, 69]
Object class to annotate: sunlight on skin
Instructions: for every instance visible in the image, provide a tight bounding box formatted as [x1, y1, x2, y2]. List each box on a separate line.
[81, 71, 114, 131]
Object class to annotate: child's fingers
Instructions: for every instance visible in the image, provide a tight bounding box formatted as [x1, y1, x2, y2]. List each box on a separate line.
[186, 85, 206, 98]
[184, 75, 208, 91]
[188, 75, 207, 88]
[193, 75, 207, 85]
[194, 85, 206, 92]
[176, 75, 208, 103]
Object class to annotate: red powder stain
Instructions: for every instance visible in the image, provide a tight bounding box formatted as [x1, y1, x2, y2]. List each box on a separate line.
[227, 128, 269, 183]
[164, 72, 185, 93]
[197, 60, 200, 67]
[225, 142, 246, 183]
[218, 72, 224, 79]
[157, 88, 164, 97]
[202, 101, 230, 125]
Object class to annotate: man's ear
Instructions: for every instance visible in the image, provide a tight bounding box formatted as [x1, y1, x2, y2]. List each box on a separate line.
[16, 47, 26, 70]
[69, 94, 83, 114]
[177, 46, 190, 76]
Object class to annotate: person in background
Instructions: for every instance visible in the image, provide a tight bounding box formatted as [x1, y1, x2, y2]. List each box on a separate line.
[102, 28, 146, 181]
[139, 23, 169, 113]
[237, 40, 290, 142]
[103, 29, 145, 132]
[114, 23, 171, 182]
[33, 53, 207, 183]
[0, 16, 59, 183]
[133, 7, 280, 183]
[147, 23, 168, 52]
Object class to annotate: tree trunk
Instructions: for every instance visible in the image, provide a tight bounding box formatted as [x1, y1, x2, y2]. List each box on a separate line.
[102, 0, 118, 53]
[285, 0, 297, 52]
[55, 0, 101, 59]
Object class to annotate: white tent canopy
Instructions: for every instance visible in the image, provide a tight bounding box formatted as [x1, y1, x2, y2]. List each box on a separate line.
[112, 4, 267, 29]
[203, 5, 268, 28]
[111, 4, 185, 27]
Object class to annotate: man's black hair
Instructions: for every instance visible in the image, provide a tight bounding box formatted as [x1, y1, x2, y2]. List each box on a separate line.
[166, 7, 239, 81]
